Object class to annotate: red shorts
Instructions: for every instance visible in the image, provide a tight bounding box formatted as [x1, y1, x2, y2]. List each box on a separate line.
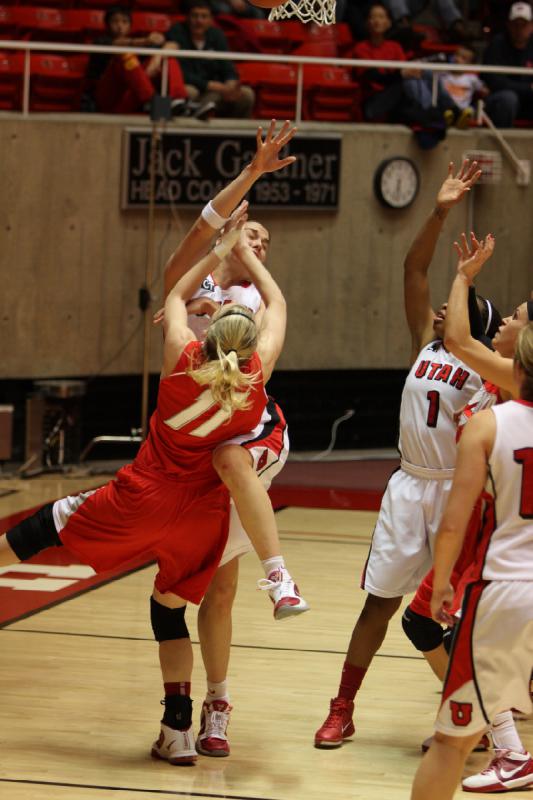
[409, 494, 486, 619]
[56, 463, 230, 604]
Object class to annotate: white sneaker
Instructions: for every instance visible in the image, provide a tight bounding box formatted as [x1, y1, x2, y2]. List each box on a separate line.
[151, 722, 197, 765]
[196, 700, 232, 757]
[258, 568, 309, 620]
[462, 750, 533, 793]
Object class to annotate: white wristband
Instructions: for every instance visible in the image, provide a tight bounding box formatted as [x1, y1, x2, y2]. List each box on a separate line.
[213, 229, 240, 260]
[201, 200, 229, 230]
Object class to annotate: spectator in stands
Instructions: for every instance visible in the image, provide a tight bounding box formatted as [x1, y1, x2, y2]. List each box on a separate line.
[210, 0, 267, 19]
[483, 1, 533, 127]
[352, 3, 452, 134]
[402, 45, 488, 127]
[385, 0, 468, 44]
[166, 0, 255, 118]
[86, 6, 187, 115]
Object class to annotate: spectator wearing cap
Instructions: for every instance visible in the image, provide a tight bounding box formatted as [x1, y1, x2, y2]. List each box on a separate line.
[483, 1, 533, 127]
[166, 0, 255, 118]
[86, 6, 187, 114]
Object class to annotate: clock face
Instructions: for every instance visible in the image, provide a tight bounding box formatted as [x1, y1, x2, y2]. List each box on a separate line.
[374, 158, 419, 209]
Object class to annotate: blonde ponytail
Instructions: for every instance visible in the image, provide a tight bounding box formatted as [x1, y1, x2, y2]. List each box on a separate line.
[188, 305, 260, 413]
[515, 322, 533, 401]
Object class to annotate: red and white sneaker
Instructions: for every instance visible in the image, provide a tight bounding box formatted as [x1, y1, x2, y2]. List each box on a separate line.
[196, 700, 232, 757]
[314, 697, 355, 748]
[151, 723, 197, 765]
[462, 750, 533, 793]
[258, 569, 309, 620]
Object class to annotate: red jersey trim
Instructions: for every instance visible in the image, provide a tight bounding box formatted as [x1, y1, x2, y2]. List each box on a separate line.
[516, 399, 533, 408]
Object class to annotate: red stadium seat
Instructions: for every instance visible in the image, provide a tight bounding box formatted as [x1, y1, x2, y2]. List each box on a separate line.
[132, 0, 176, 14]
[280, 19, 307, 50]
[0, 51, 23, 109]
[333, 22, 353, 55]
[131, 11, 171, 34]
[29, 52, 86, 110]
[292, 40, 338, 58]
[219, 16, 288, 54]
[0, 5, 18, 37]
[239, 61, 298, 119]
[64, 8, 105, 39]
[14, 6, 83, 41]
[303, 65, 361, 122]
[413, 23, 458, 55]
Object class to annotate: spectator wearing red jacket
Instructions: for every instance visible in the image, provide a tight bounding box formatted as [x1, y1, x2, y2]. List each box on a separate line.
[87, 6, 187, 114]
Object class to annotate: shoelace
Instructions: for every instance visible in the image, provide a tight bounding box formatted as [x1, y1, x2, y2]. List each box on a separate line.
[326, 701, 349, 722]
[205, 708, 230, 739]
[481, 750, 513, 774]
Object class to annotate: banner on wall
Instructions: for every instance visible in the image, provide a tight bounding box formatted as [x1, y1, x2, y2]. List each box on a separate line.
[121, 128, 341, 211]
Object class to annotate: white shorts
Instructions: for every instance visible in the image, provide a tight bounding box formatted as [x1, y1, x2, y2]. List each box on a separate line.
[436, 580, 533, 737]
[361, 465, 453, 598]
[218, 399, 289, 568]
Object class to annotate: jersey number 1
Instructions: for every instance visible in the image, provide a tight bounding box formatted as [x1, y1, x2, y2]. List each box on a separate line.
[426, 390, 440, 428]
[514, 447, 533, 519]
[164, 390, 232, 438]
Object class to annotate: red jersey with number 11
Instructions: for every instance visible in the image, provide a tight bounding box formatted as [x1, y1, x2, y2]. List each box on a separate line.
[134, 341, 266, 481]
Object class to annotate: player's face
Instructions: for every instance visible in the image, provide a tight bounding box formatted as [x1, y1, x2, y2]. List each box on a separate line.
[108, 12, 131, 38]
[243, 221, 270, 264]
[367, 5, 391, 35]
[432, 302, 447, 338]
[492, 302, 528, 356]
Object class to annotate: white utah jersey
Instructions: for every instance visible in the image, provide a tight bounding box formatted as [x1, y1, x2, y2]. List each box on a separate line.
[187, 274, 262, 341]
[480, 400, 533, 581]
[398, 340, 482, 470]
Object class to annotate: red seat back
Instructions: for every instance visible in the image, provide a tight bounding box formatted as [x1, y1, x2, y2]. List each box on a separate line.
[0, 50, 23, 109]
[131, 11, 171, 34]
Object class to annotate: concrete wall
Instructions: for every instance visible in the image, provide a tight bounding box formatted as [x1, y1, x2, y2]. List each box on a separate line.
[2, 113, 533, 378]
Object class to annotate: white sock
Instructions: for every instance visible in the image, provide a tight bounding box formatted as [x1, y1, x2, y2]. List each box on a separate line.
[491, 710, 526, 753]
[206, 679, 230, 704]
[261, 556, 286, 579]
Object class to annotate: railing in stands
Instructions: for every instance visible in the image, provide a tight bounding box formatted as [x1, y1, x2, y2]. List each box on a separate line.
[1, 38, 533, 123]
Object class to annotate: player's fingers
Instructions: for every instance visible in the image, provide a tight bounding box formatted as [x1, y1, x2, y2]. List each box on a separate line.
[276, 156, 297, 169]
[256, 126, 263, 149]
[447, 161, 454, 177]
[266, 118, 276, 142]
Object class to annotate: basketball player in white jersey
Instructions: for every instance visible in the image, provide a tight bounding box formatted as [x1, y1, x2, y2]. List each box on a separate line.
[315, 160, 484, 748]
[411, 322, 533, 800]
[154, 121, 308, 759]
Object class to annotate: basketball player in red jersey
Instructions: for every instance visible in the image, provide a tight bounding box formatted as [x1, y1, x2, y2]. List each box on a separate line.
[411, 321, 533, 800]
[158, 204, 300, 756]
[315, 160, 484, 749]
[0, 204, 290, 765]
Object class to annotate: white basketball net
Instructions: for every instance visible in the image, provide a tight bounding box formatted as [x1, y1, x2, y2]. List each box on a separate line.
[268, 0, 336, 25]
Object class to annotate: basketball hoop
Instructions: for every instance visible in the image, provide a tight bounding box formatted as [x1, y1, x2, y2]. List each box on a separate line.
[268, 0, 336, 25]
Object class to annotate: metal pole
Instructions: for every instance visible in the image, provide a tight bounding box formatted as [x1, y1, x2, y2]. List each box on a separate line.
[22, 49, 30, 115]
[431, 71, 438, 107]
[140, 123, 159, 440]
[161, 58, 168, 98]
[295, 62, 303, 124]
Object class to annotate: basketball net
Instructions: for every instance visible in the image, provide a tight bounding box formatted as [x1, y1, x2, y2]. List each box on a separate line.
[268, 0, 336, 25]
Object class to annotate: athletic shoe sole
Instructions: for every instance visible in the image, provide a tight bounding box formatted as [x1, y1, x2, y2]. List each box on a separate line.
[151, 747, 197, 766]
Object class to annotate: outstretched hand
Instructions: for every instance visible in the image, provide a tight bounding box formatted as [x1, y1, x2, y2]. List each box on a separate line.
[437, 160, 482, 209]
[251, 119, 297, 175]
[454, 231, 495, 283]
[224, 200, 249, 234]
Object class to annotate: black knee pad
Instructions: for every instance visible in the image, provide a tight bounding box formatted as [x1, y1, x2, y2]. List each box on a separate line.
[6, 503, 61, 561]
[150, 597, 189, 642]
[402, 606, 444, 652]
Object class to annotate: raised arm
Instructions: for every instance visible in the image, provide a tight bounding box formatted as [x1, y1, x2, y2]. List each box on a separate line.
[431, 409, 495, 624]
[161, 230, 240, 377]
[404, 160, 481, 362]
[230, 236, 286, 382]
[163, 120, 297, 299]
[444, 232, 518, 396]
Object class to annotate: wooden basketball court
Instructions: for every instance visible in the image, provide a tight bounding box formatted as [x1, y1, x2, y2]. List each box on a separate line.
[0, 472, 530, 800]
